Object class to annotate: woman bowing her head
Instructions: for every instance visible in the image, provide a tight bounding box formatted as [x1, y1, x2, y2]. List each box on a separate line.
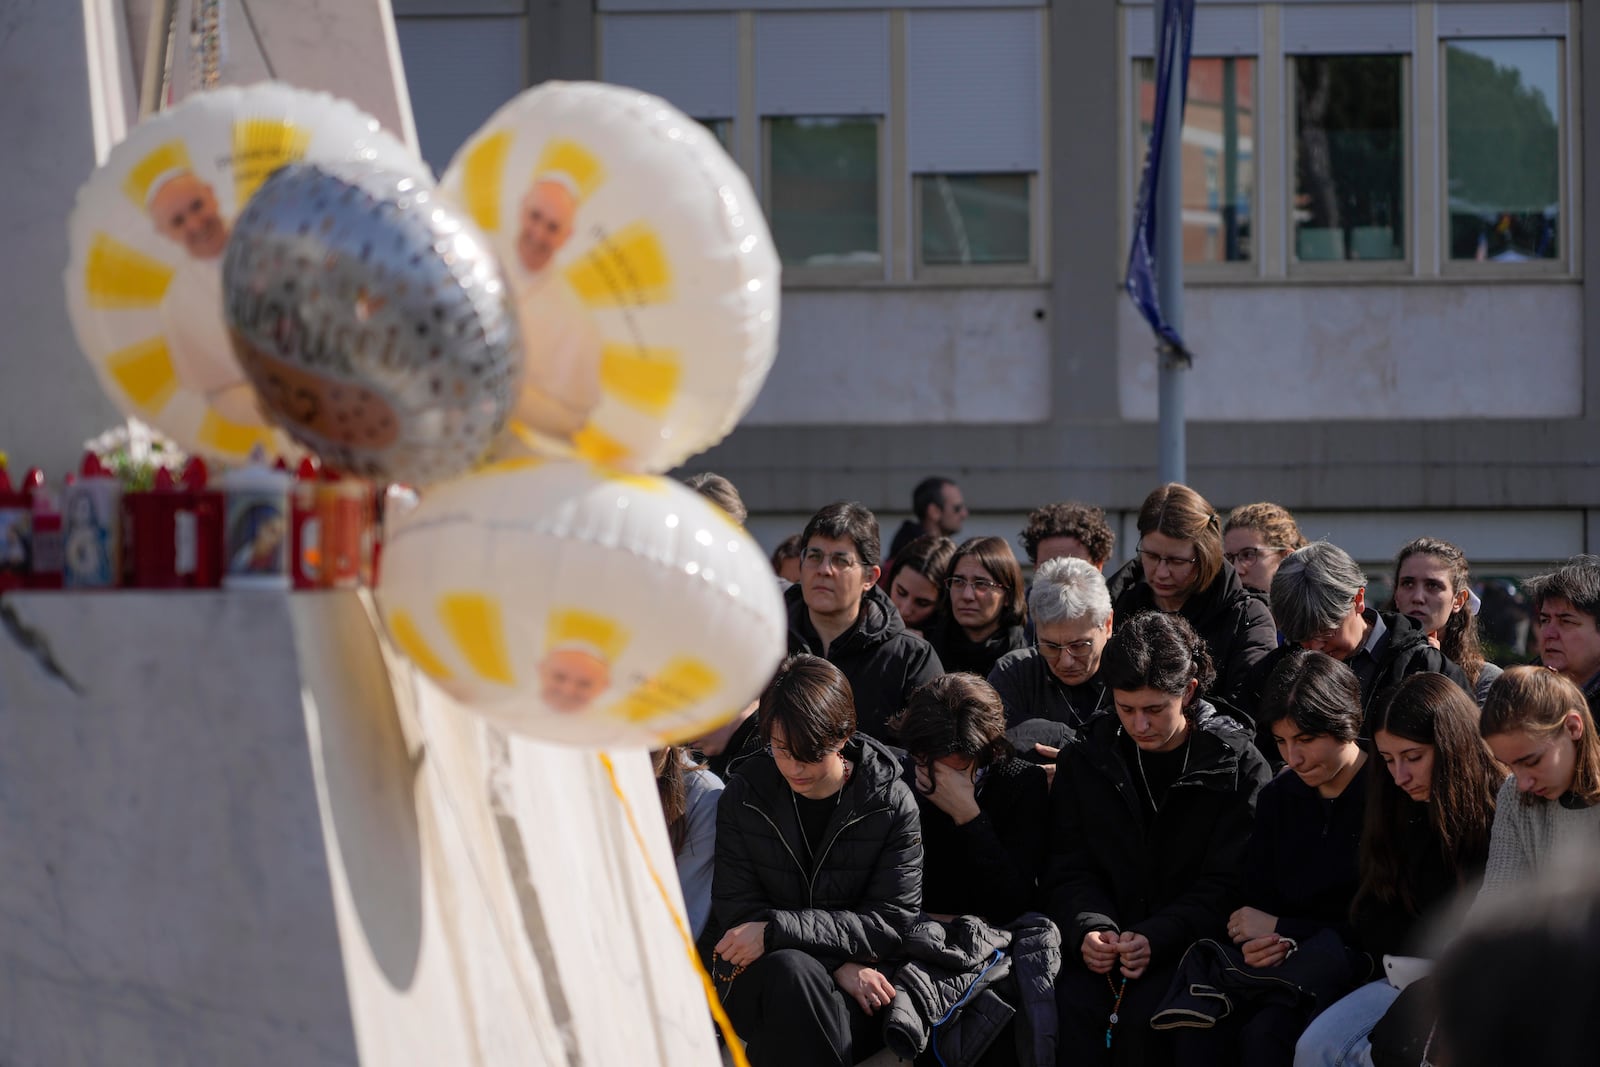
[1044, 610, 1271, 1066]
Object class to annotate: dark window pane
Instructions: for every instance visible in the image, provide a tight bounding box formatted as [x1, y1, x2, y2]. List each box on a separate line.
[918, 174, 1030, 266]
[1445, 39, 1561, 262]
[1293, 55, 1404, 262]
[767, 117, 881, 268]
[1134, 57, 1256, 264]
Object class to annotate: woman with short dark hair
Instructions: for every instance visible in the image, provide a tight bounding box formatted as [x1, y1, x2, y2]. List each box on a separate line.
[707, 654, 923, 1067]
[895, 673, 1049, 925]
[1045, 611, 1271, 1066]
[1161, 650, 1370, 1065]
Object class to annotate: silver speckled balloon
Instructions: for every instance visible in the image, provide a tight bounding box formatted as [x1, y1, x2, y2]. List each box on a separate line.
[222, 161, 522, 486]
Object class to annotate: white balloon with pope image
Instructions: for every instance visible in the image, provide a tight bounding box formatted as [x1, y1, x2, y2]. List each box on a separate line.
[375, 458, 787, 747]
[440, 81, 780, 473]
[63, 82, 429, 464]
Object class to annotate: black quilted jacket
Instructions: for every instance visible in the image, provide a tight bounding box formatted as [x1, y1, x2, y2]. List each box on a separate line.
[884, 912, 1062, 1067]
[704, 733, 923, 970]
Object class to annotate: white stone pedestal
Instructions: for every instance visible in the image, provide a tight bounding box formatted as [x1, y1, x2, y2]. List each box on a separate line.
[0, 590, 718, 1065]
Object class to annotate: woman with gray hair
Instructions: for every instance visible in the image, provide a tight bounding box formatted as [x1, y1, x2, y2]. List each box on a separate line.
[1266, 541, 1468, 716]
[989, 557, 1114, 765]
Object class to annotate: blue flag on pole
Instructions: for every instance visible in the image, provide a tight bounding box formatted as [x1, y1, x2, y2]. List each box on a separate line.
[1125, 0, 1197, 357]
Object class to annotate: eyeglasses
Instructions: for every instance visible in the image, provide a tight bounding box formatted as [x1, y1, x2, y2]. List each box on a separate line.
[946, 575, 1002, 596]
[1224, 546, 1286, 567]
[1137, 544, 1198, 572]
[1037, 637, 1097, 662]
[801, 549, 862, 572]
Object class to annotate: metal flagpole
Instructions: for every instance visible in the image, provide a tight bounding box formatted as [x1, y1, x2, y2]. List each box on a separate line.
[1154, 0, 1187, 486]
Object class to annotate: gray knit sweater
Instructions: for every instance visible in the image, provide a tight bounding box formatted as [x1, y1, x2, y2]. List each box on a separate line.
[1475, 774, 1600, 905]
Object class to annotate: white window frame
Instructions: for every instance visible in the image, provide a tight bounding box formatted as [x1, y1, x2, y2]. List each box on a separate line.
[761, 114, 891, 285]
[1117, 0, 1581, 284]
[598, 6, 1049, 290]
[1124, 5, 1263, 280]
[1283, 50, 1413, 279]
[1435, 13, 1573, 278]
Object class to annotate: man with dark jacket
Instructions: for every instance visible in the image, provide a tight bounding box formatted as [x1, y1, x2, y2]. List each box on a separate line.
[788, 501, 944, 742]
[1263, 542, 1470, 728]
[887, 476, 966, 563]
[707, 655, 923, 1067]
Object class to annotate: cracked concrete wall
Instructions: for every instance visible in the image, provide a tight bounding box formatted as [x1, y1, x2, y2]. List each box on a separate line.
[0, 591, 719, 1065]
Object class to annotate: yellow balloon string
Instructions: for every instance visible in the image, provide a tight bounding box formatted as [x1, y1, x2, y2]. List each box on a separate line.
[596, 751, 750, 1067]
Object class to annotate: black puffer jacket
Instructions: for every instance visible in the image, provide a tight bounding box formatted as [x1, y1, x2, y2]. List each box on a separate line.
[786, 583, 945, 742]
[884, 912, 1062, 1067]
[1044, 703, 1272, 966]
[1108, 558, 1277, 721]
[928, 618, 1029, 680]
[705, 733, 923, 970]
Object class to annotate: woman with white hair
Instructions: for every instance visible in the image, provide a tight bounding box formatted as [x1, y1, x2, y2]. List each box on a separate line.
[990, 557, 1113, 729]
[1266, 542, 1469, 717]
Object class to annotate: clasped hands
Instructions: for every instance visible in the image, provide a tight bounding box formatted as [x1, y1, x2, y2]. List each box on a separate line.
[1081, 929, 1151, 980]
[1227, 906, 1294, 968]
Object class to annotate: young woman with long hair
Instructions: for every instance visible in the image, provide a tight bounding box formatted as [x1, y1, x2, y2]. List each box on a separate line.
[884, 533, 955, 638]
[1293, 673, 1500, 1067]
[1476, 666, 1600, 902]
[651, 744, 724, 939]
[1391, 537, 1501, 703]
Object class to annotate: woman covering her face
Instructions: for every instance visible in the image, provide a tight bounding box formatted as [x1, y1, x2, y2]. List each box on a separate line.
[894, 673, 1049, 926]
[1044, 610, 1271, 1066]
[1293, 673, 1501, 1067]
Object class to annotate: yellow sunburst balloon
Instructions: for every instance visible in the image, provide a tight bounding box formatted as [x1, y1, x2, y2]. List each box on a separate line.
[376, 458, 787, 747]
[64, 82, 431, 463]
[439, 82, 781, 474]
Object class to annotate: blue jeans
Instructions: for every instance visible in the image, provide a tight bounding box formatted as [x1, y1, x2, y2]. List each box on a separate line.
[1293, 980, 1399, 1067]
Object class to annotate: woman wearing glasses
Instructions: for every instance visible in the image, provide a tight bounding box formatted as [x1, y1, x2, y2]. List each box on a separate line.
[1045, 610, 1272, 1066]
[1110, 484, 1277, 717]
[930, 536, 1030, 679]
[1223, 503, 1307, 596]
[707, 654, 922, 1067]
